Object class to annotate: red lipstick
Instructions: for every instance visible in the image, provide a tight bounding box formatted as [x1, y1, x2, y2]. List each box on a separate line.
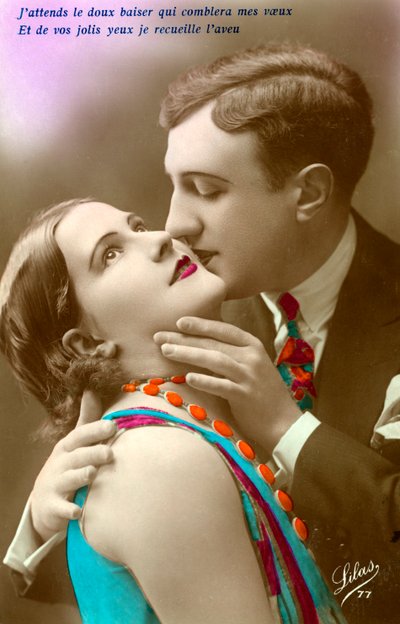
[171, 254, 198, 284]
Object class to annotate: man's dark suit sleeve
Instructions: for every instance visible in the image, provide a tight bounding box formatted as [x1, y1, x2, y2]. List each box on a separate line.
[292, 424, 400, 623]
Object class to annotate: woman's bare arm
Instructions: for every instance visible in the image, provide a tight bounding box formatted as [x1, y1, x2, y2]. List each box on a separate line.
[83, 426, 273, 624]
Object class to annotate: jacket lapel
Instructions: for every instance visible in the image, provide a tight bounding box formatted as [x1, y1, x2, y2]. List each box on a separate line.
[314, 213, 400, 444]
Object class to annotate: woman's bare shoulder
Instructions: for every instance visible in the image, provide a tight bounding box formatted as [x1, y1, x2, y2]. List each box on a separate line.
[81, 424, 272, 623]
[83, 424, 239, 553]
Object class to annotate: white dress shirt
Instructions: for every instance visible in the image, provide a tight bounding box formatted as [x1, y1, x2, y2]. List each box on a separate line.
[262, 215, 357, 370]
[371, 375, 400, 449]
[261, 215, 357, 487]
[3, 496, 66, 594]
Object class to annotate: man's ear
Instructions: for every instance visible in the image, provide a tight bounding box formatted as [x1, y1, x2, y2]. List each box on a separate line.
[62, 328, 117, 359]
[294, 164, 334, 223]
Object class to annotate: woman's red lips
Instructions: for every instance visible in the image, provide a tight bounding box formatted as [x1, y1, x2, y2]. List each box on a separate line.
[171, 255, 198, 284]
[179, 263, 198, 281]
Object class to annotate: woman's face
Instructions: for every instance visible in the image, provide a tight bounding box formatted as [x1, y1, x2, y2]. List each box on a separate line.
[55, 202, 226, 365]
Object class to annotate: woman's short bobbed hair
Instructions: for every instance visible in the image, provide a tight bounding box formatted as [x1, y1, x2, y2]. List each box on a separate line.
[0, 199, 121, 439]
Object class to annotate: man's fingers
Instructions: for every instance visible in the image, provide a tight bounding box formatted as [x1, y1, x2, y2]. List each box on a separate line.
[60, 444, 113, 470]
[155, 330, 238, 357]
[76, 389, 104, 427]
[185, 372, 237, 401]
[60, 466, 98, 494]
[155, 319, 253, 349]
[54, 500, 82, 521]
[154, 330, 190, 345]
[61, 419, 116, 453]
[42, 500, 82, 526]
[177, 317, 259, 347]
[160, 343, 242, 380]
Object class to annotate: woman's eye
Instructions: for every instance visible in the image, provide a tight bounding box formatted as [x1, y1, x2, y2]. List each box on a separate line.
[130, 216, 147, 232]
[103, 247, 122, 266]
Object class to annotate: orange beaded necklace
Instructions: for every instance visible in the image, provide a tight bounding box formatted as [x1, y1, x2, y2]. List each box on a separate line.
[122, 374, 308, 542]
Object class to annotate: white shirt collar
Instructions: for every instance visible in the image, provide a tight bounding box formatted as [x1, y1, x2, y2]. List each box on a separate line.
[261, 215, 357, 333]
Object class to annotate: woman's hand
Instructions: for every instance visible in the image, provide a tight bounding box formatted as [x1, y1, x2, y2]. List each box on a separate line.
[154, 317, 301, 456]
[30, 390, 116, 542]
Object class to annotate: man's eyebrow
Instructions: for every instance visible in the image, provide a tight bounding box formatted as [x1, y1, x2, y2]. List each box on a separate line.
[182, 172, 231, 183]
[89, 213, 137, 269]
[165, 170, 231, 184]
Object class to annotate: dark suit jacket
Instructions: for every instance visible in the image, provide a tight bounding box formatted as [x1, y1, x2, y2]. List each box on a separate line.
[222, 212, 400, 624]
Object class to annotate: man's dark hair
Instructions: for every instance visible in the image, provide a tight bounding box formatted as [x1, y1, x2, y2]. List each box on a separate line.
[160, 43, 374, 197]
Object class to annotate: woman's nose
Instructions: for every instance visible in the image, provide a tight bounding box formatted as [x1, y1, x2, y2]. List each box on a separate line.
[149, 231, 173, 261]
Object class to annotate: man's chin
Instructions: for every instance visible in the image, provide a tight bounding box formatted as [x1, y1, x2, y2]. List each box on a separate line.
[200, 257, 252, 301]
[203, 263, 241, 300]
[223, 280, 259, 301]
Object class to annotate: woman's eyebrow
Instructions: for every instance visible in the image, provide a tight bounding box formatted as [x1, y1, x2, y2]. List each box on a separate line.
[89, 213, 142, 268]
[89, 232, 118, 269]
[127, 212, 140, 226]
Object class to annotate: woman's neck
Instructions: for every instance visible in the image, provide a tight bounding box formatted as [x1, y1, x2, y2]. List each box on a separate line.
[105, 381, 230, 424]
[103, 354, 232, 427]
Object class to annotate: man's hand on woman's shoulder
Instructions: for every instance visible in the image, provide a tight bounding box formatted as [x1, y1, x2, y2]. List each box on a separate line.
[31, 391, 116, 542]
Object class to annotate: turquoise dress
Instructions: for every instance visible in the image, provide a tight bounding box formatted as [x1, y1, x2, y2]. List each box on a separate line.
[67, 408, 346, 623]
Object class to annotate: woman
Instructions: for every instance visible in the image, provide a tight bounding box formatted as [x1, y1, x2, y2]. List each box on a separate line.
[0, 199, 345, 623]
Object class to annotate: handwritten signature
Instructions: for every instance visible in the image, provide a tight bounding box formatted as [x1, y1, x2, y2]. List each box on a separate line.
[331, 560, 380, 606]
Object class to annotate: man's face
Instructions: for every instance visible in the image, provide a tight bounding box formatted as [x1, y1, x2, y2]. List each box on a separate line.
[164, 103, 299, 299]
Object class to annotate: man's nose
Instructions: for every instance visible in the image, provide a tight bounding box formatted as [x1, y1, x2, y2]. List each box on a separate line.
[165, 193, 203, 240]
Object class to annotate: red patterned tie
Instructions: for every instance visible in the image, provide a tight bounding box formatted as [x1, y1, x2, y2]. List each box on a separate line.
[275, 292, 317, 411]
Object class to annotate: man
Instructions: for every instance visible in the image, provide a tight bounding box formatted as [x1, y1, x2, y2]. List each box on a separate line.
[5, 44, 400, 623]
[157, 43, 400, 623]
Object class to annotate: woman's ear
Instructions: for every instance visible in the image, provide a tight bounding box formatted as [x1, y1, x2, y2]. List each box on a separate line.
[62, 329, 117, 358]
[294, 164, 334, 223]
